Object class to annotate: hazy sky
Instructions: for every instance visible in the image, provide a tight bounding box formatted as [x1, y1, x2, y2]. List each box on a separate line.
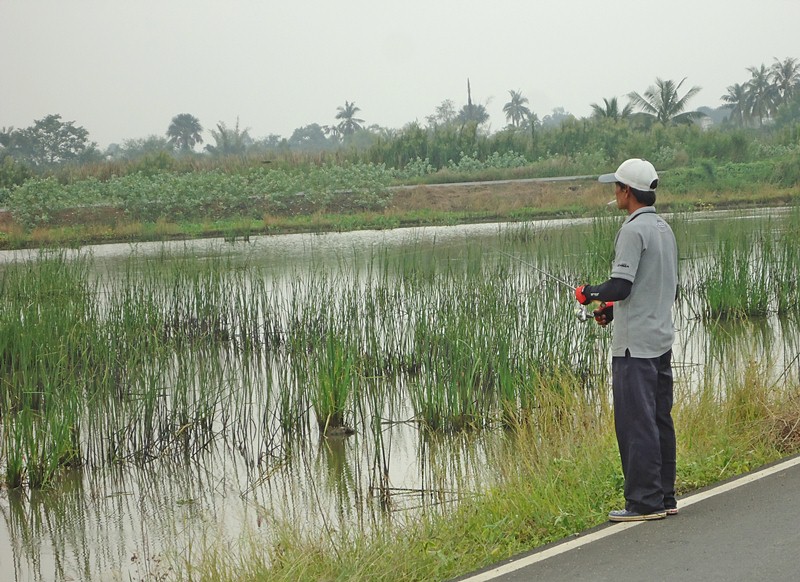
[3, 0, 799, 149]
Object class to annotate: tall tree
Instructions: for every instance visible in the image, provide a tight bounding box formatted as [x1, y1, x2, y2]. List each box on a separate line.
[627, 77, 703, 125]
[335, 101, 365, 136]
[503, 90, 531, 128]
[721, 83, 750, 127]
[426, 99, 457, 126]
[3, 114, 99, 166]
[288, 123, 332, 150]
[166, 113, 204, 152]
[0, 126, 13, 148]
[745, 64, 779, 126]
[457, 79, 490, 125]
[590, 97, 633, 122]
[540, 107, 573, 129]
[205, 119, 252, 156]
[770, 57, 800, 104]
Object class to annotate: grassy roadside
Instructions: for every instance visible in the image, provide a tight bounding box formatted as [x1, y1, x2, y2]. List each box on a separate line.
[1, 177, 798, 250]
[181, 365, 800, 582]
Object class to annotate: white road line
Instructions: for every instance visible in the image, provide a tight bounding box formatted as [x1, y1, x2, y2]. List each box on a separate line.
[458, 455, 800, 582]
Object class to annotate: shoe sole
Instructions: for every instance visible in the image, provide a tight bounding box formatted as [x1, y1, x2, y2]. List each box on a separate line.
[609, 511, 667, 522]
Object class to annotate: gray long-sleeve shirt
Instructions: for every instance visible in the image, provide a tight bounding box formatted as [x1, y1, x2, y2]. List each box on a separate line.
[609, 207, 678, 358]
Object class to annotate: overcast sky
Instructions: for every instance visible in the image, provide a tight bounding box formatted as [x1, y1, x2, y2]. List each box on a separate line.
[3, 0, 799, 149]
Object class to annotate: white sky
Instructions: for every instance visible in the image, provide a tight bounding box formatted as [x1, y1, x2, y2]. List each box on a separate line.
[2, 0, 799, 149]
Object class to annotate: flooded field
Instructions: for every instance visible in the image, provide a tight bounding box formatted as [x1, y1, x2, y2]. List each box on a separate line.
[1, 208, 799, 581]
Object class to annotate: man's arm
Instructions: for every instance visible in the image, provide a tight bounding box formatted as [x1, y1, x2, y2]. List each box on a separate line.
[581, 277, 632, 303]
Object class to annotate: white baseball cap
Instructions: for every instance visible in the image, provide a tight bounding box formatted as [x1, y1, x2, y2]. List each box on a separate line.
[598, 158, 658, 192]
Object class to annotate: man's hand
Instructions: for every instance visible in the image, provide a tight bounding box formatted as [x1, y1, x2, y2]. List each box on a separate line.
[574, 285, 591, 305]
[593, 302, 614, 326]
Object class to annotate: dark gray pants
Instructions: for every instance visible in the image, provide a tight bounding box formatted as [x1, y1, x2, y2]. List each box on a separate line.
[612, 349, 676, 514]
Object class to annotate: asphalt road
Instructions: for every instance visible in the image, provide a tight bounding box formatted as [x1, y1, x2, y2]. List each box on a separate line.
[454, 454, 800, 582]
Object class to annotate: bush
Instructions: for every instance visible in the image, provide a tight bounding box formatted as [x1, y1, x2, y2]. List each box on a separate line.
[773, 152, 800, 187]
[0, 156, 33, 190]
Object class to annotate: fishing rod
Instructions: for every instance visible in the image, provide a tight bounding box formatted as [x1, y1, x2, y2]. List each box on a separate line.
[496, 250, 591, 322]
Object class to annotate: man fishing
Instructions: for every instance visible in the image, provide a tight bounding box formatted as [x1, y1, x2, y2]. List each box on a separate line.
[575, 158, 679, 522]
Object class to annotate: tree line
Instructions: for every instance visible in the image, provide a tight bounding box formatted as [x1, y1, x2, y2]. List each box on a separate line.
[1, 58, 798, 188]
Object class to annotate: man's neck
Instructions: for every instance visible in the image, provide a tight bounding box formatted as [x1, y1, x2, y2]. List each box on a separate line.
[627, 202, 650, 215]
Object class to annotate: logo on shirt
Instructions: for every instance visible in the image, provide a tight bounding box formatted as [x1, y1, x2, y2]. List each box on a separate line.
[616, 262, 630, 269]
[656, 220, 668, 231]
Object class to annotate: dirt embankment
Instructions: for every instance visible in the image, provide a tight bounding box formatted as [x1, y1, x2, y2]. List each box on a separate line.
[388, 178, 606, 215]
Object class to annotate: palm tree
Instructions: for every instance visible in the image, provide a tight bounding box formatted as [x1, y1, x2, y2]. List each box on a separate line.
[205, 119, 251, 156]
[0, 126, 13, 148]
[457, 79, 490, 126]
[627, 78, 703, 125]
[166, 113, 203, 152]
[323, 125, 341, 140]
[590, 97, 633, 122]
[503, 90, 531, 128]
[770, 57, 800, 104]
[335, 101, 365, 136]
[457, 102, 490, 125]
[721, 83, 750, 127]
[745, 64, 779, 126]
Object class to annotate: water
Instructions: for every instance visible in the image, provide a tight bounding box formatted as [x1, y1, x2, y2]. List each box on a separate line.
[1, 209, 798, 581]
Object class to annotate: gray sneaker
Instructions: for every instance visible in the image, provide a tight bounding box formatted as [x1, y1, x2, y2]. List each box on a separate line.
[608, 509, 667, 522]
[666, 507, 679, 516]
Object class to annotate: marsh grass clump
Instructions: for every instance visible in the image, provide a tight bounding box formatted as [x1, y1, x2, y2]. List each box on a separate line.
[697, 219, 771, 320]
[687, 209, 800, 323]
[771, 206, 800, 317]
[0, 251, 103, 487]
[311, 331, 358, 433]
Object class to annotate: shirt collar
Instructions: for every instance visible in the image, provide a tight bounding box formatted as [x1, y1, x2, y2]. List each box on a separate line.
[624, 206, 655, 224]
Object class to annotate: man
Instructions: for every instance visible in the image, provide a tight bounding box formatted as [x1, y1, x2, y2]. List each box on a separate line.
[575, 158, 678, 522]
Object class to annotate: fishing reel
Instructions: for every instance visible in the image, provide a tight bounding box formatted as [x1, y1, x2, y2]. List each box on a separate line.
[574, 305, 590, 322]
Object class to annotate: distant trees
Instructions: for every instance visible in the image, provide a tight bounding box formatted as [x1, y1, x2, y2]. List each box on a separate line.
[540, 107, 573, 129]
[0, 114, 100, 167]
[590, 97, 633, 122]
[627, 78, 704, 126]
[503, 90, 531, 128]
[720, 83, 749, 127]
[456, 79, 490, 126]
[771, 57, 800, 103]
[2, 55, 798, 182]
[167, 113, 204, 152]
[745, 64, 777, 127]
[721, 57, 800, 127]
[457, 102, 490, 126]
[288, 123, 334, 150]
[335, 101, 365, 136]
[426, 99, 458, 127]
[205, 119, 252, 157]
